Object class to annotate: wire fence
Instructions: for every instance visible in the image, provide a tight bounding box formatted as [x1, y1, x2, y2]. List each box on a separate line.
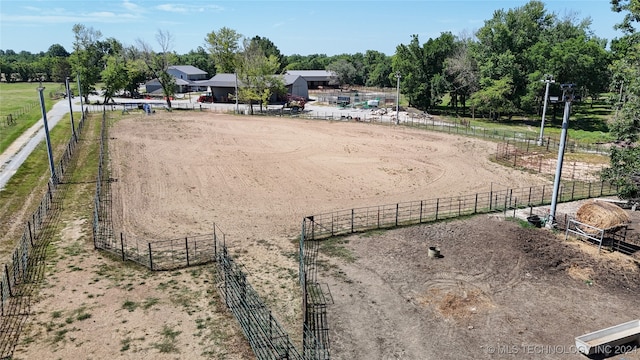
[0, 106, 87, 358]
[0, 100, 39, 128]
[301, 181, 617, 241]
[84, 103, 610, 156]
[496, 141, 608, 182]
[91, 106, 332, 359]
[298, 179, 619, 358]
[214, 230, 305, 360]
[92, 108, 217, 271]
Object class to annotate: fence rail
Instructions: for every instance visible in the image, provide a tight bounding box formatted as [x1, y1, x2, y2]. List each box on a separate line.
[303, 181, 616, 241]
[0, 100, 39, 128]
[496, 141, 608, 181]
[298, 179, 619, 359]
[85, 105, 609, 155]
[0, 106, 88, 359]
[214, 231, 304, 360]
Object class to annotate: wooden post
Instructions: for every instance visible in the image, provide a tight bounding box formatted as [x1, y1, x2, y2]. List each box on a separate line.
[28, 221, 33, 246]
[185, 237, 190, 267]
[120, 233, 125, 262]
[435, 199, 440, 220]
[148, 243, 153, 271]
[474, 194, 478, 214]
[395, 204, 399, 226]
[351, 209, 354, 233]
[4, 265, 12, 297]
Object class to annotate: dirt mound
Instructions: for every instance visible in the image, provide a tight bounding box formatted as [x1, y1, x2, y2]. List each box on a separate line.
[576, 200, 630, 230]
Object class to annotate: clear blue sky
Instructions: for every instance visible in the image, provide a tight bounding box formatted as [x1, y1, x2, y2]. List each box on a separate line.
[0, 0, 628, 56]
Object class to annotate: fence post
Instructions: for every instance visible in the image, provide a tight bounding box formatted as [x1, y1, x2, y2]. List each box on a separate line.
[600, 181, 604, 196]
[588, 182, 592, 198]
[351, 209, 354, 233]
[474, 194, 478, 214]
[185, 237, 190, 267]
[542, 185, 546, 204]
[419, 201, 423, 223]
[148, 243, 153, 271]
[28, 221, 33, 246]
[121, 233, 125, 262]
[395, 204, 399, 227]
[436, 199, 440, 220]
[571, 182, 575, 200]
[4, 265, 12, 297]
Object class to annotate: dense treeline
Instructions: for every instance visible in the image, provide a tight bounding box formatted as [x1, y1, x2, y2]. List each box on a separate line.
[0, 1, 619, 115]
[0, 0, 638, 198]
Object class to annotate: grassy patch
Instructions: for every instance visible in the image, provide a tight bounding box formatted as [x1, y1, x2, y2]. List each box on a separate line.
[152, 324, 181, 353]
[319, 237, 356, 262]
[122, 300, 138, 312]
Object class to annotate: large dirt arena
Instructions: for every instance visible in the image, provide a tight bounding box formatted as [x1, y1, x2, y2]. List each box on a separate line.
[97, 111, 639, 359]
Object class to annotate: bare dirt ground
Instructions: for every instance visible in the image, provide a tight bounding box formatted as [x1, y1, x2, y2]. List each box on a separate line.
[106, 111, 550, 339]
[10, 111, 639, 359]
[321, 213, 640, 360]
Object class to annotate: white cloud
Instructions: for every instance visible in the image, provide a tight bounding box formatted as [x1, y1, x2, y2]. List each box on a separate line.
[156, 4, 188, 13]
[156, 3, 223, 14]
[122, 0, 141, 11]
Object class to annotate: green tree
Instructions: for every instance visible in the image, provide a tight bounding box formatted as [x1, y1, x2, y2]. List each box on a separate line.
[101, 55, 128, 103]
[444, 37, 479, 114]
[179, 46, 216, 77]
[249, 36, 286, 72]
[138, 30, 177, 108]
[205, 27, 242, 74]
[69, 24, 103, 103]
[602, 0, 640, 200]
[326, 59, 357, 89]
[392, 33, 456, 110]
[363, 50, 392, 88]
[469, 76, 517, 120]
[47, 44, 70, 57]
[236, 39, 283, 113]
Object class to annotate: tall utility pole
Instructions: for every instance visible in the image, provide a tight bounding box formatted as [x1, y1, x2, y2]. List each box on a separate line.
[65, 77, 77, 140]
[395, 71, 401, 125]
[547, 83, 575, 228]
[537, 74, 555, 146]
[234, 71, 239, 114]
[37, 80, 57, 184]
[76, 74, 84, 121]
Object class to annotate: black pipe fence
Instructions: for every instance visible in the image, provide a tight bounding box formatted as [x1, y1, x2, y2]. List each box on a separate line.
[91, 108, 217, 270]
[298, 179, 618, 359]
[85, 105, 608, 155]
[0, 106, 88, 358]
[496, 141, 608, 181]
[302, 181, 616, 241]
[214, 230, 304, 359]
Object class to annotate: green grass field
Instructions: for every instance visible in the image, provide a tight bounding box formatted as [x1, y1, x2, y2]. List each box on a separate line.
[436, 94, 615, 145]
[0, 82, 63, 152]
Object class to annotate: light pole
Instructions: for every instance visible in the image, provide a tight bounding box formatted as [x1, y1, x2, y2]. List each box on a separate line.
[395, 71, 401, 125]
[547, 83, 575, 228]
[76, 74, 84, 121]
[37, 79, 57, 184]
[65, 77, 77, 140]
[234, 71, 239, 114]
[537, 74, 554, 146]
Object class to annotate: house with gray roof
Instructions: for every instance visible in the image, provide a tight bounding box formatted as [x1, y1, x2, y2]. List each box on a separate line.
[144, 65, 209, 94]
[285, 70, 337, 89]
[194, 73, 309, 103]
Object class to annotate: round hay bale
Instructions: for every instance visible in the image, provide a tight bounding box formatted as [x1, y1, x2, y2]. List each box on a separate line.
[576, 200, 630, 230]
